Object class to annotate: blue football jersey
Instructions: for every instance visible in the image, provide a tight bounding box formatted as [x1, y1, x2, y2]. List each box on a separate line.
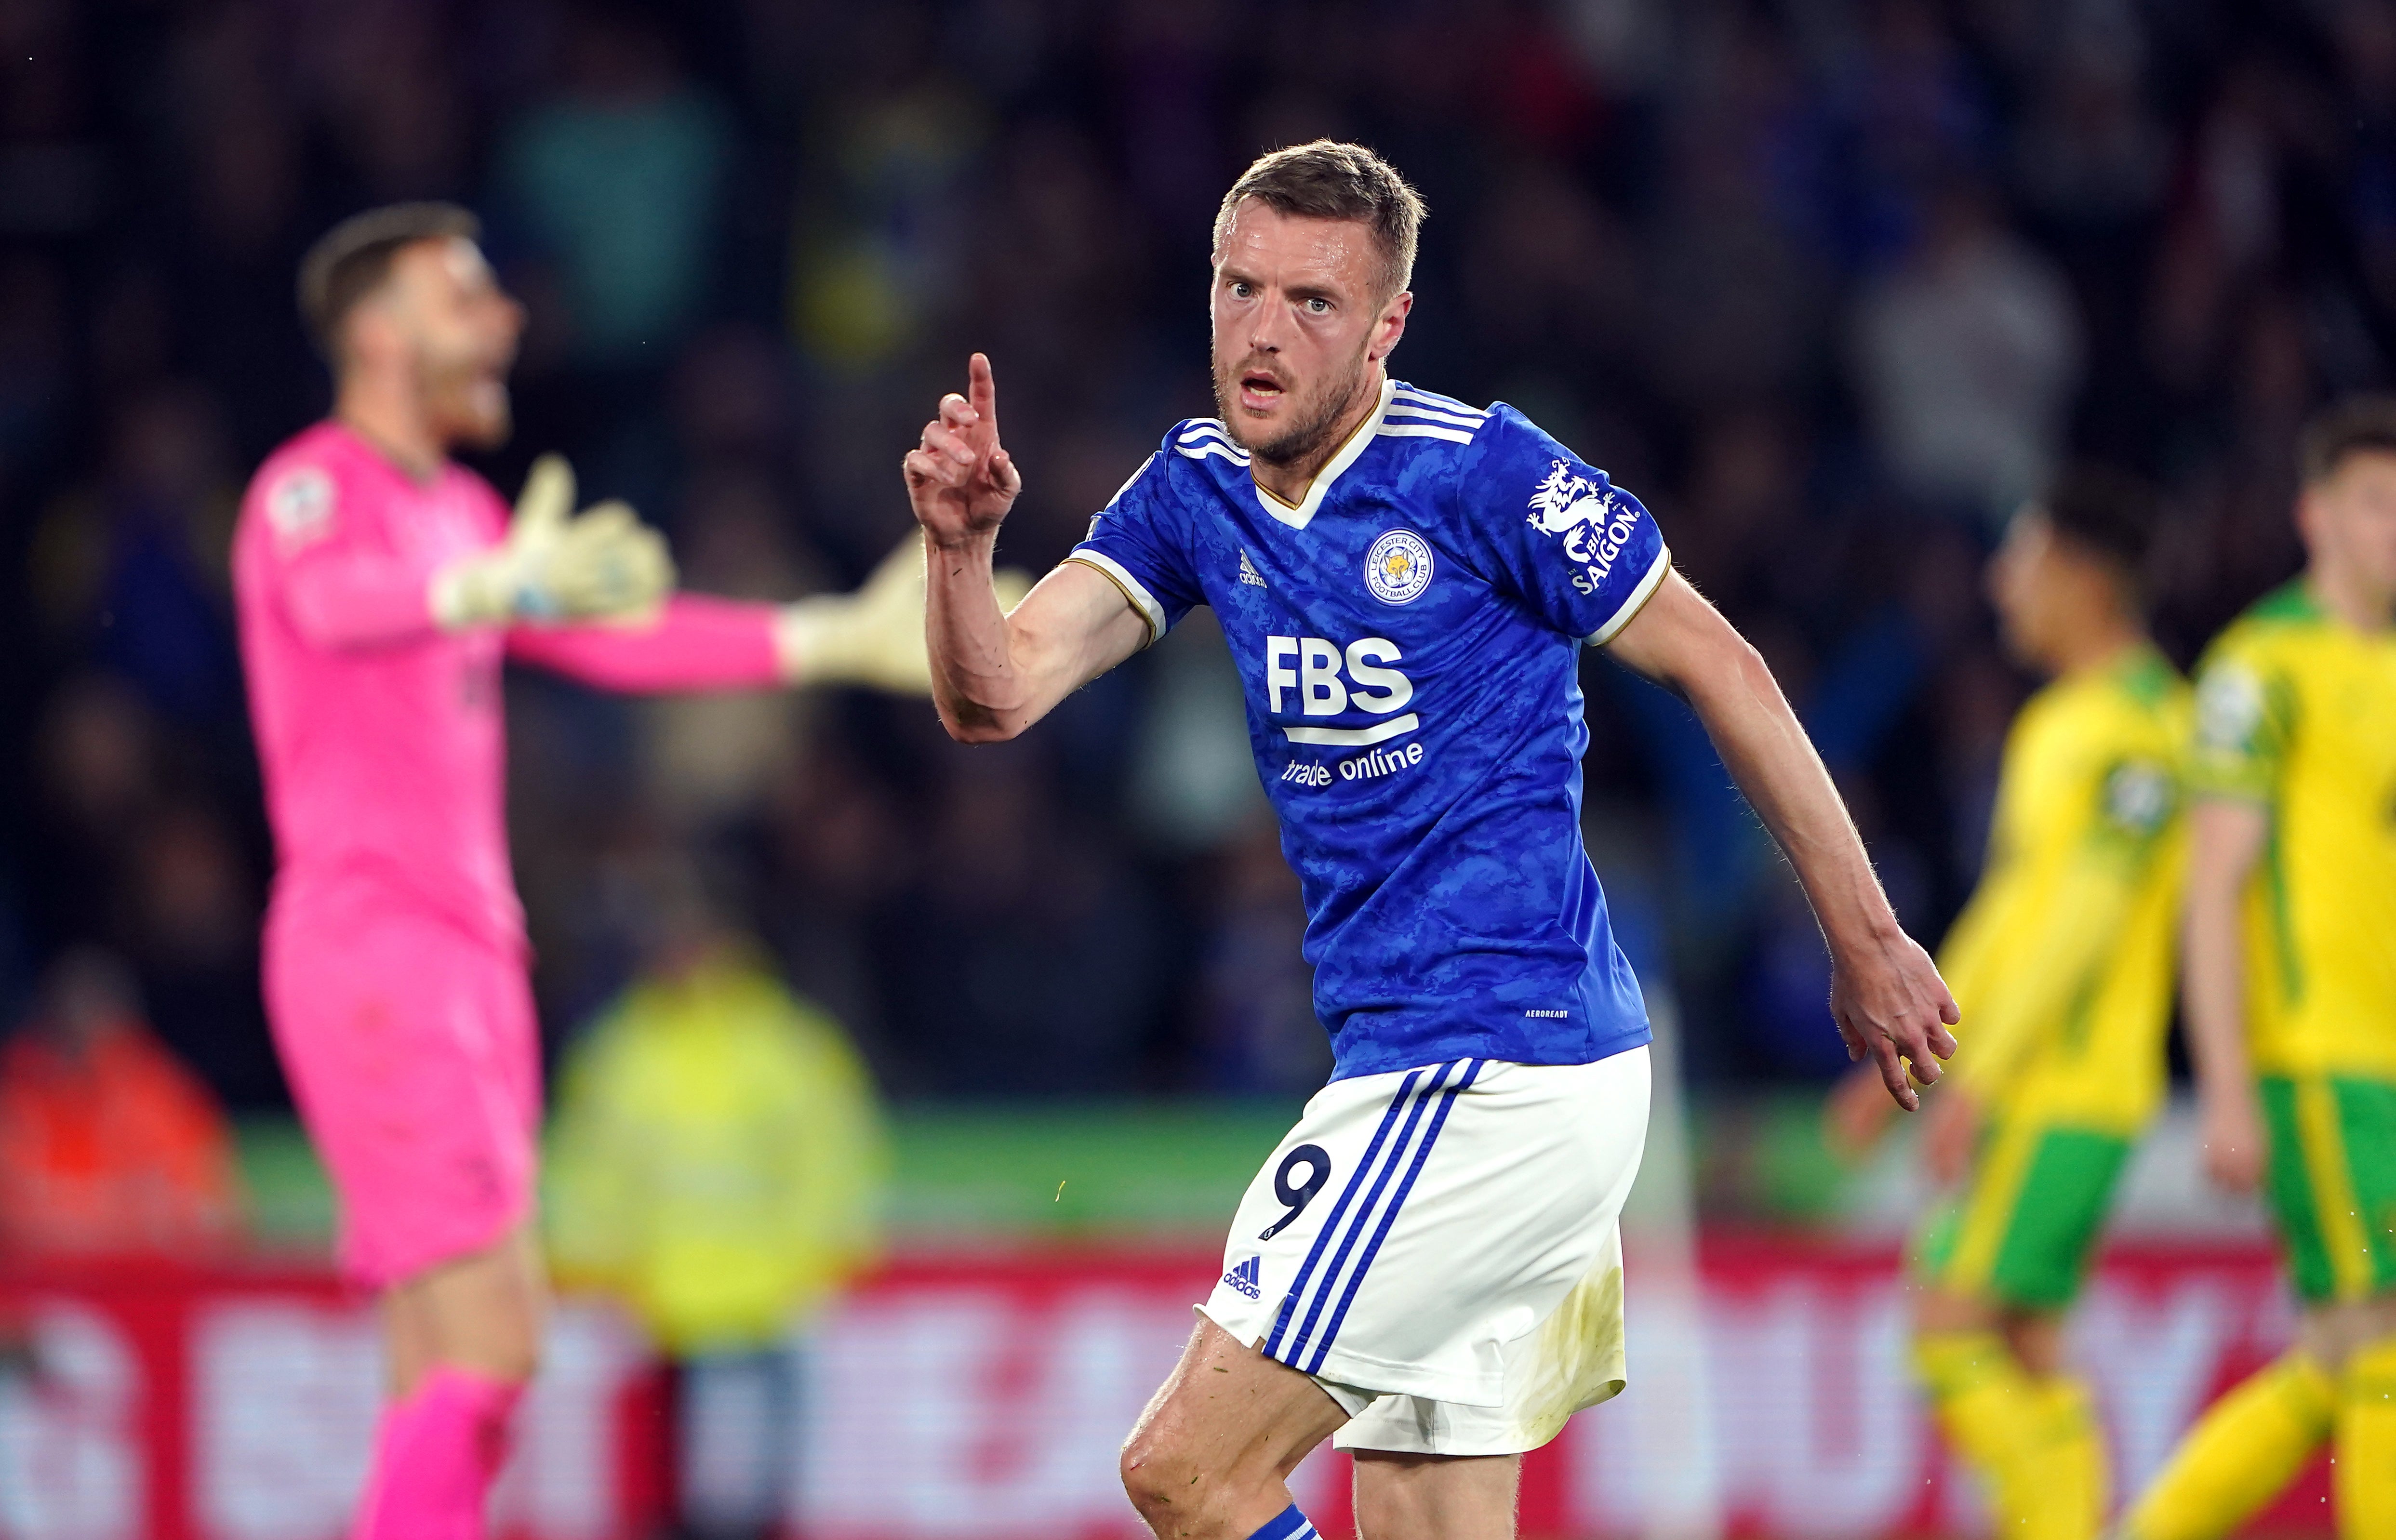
[1069, 379, 1668, 1080]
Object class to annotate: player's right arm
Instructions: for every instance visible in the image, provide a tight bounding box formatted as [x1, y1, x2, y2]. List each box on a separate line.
[905, 353, 1151, 742]
[2182, 799, 2268, 1192]
[2181, 646, 2281, 1193]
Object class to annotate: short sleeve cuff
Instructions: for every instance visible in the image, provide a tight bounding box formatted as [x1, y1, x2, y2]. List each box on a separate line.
[2186, 770, 2276, 803]
[1064, 550, 1168, 645]
[1585, 545, 1671, 647]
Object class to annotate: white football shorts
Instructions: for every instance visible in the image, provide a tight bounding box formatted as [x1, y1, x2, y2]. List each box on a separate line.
[1198, 1047, 1650, 1457]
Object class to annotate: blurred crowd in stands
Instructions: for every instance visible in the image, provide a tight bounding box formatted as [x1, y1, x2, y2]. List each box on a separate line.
[0, 0, 2382, 1127]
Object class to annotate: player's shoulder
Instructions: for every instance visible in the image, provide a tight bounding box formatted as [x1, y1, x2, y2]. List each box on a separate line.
[1095, 417, 1242, 519]
[2016, 650, 2169, 746]
[242, 421, 364, 553]
[1379, 383, 1494, 448]
[2206, 581, 2329, 669]
[1159, 415, 1247, 463]
[1155, 416, 1251, 485]
[249, 420, 360, 493]
[2084, 645, 2191, 731]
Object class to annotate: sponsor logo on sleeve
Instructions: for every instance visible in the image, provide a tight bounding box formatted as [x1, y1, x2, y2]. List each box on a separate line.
[2102, 759, 2175, 834]
[2195, 663, 2265, 753]
[1363, 528, 1433, 604]
[265, 465, 337, 552]
[1527, 459, 1644, 594]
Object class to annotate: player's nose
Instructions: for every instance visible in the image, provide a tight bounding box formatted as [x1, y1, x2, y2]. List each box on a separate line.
[1248, 300, 1291, 353]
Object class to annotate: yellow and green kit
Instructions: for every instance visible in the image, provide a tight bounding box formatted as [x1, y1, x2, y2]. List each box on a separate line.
[2189, 581, 2396, 1304]
[1914, 644, 2189, 1310]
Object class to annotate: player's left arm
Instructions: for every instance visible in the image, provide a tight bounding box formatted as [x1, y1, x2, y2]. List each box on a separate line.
[1606, 569, 1959, 1108]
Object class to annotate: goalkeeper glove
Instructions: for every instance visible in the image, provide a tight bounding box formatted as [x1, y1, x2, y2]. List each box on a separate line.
[431, 455, 676, 628]
[775, 534, 1033, 692]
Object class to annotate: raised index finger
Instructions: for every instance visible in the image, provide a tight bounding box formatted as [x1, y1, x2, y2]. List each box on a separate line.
[968, 352, 1000, 444]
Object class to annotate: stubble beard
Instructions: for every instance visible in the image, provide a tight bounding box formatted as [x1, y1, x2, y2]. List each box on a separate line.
[419, 340, 513, 452]
[1214, 344, 1374, 471]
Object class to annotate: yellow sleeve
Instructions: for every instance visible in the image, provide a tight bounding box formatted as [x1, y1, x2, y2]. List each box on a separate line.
[2189, 642, 2286, 803]
[1949, 754, 2178, 1098]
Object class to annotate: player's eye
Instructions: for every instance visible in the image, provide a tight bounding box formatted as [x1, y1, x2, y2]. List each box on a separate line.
[1230, 281, 1255, 299]
[1304, 297, 1331, 314]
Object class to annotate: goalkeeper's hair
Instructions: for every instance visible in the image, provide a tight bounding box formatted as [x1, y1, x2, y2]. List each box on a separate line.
[1213, 141, 1426, 300]
[2299, 393, 2396, 485]
[297, 202, 480, 360]
[2041, 461, 2162, 573]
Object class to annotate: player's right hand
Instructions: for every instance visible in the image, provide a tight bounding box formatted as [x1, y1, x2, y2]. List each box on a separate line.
[905, 352, 1021, 546]
[2199, 1086, 2267, 1194]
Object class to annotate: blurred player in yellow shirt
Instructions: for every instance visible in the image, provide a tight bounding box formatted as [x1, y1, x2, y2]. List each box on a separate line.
[546, 863, 886, 1540]
[1834, 465, 2187, 1540]
[2120, 400, 2396, 1540]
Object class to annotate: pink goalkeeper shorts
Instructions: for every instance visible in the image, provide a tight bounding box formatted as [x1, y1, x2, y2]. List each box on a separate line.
[262, 886, 540, 1289]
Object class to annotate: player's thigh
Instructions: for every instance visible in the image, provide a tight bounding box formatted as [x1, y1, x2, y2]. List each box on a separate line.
[264, 901, 542, 1287]
[1911, 1118, 2128, 1312]
[385, 1223, 549, 1392]
[2271, 1075, 2396, 1359]
[1123, 1316, 1347, 1505]
[1209, 1054, 1648, 1407]
[1352, 1451, 1520, 1540]
[2255, 1075, 2396, 1305]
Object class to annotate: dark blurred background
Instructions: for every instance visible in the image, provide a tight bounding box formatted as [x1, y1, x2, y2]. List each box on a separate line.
[0, 0, 2372, 1120]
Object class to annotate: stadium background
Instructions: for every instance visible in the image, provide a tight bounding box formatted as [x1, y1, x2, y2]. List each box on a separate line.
[0, 0, 2372, 1535]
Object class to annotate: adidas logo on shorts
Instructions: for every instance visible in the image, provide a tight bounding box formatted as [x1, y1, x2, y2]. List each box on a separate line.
[1223, 1255, 1263, 1299]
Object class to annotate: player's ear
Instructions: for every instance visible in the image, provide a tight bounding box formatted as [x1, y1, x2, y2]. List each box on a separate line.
[1369, 290, 1413, 364]
[2292, 482, 2329, 559]
[340, 299, 399, 374]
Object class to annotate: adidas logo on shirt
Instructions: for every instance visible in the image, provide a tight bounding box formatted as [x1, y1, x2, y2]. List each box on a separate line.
[1223, 1255, 1263, 1299]
[1238, 549, 1267, 587]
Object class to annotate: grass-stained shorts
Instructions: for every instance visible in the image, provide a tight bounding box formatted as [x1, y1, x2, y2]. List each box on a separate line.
[1201, 1049, 1649, 1456]
[2259, 1073, 2396, 1303]
[1913, 1117, 2132, 1311]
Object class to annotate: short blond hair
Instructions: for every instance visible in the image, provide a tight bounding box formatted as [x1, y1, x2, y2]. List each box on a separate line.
[1211, 141, 1426, 299]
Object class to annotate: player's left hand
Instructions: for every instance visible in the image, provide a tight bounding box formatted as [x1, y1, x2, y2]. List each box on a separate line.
[1829, 926, 1959, 1112]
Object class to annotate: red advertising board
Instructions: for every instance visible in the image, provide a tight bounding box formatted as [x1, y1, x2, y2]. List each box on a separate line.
[0, 1239, 2328, 1540]
[0, 1259, 670, 1540]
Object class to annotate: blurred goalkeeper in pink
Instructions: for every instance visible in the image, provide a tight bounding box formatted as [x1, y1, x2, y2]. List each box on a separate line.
[234, 204, 942, 1540]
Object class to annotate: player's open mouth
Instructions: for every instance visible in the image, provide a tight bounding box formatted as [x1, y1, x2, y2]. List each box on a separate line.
[1239, 372, 1286, 411]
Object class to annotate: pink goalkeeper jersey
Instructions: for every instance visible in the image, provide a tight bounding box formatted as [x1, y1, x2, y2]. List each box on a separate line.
[235, 421, 782, 953]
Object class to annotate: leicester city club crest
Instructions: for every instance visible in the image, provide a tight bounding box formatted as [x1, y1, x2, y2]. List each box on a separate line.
[1365, 528, 1434, 604]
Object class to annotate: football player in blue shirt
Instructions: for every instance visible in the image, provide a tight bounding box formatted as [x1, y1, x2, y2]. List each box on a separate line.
[905, 141, 1957, 1540]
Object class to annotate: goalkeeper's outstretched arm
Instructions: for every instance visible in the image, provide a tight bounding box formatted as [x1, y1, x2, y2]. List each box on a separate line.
[773, 536, 1034, 693]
